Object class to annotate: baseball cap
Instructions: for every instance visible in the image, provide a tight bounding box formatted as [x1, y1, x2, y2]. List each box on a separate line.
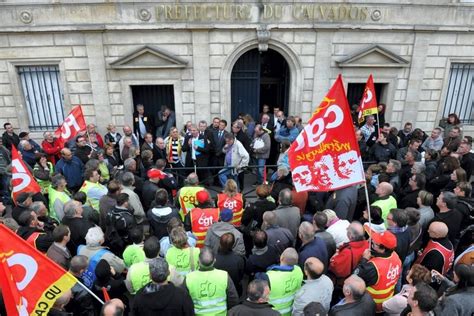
[147, 168, 166, 180]
[220, 208, 233, 222]
[196, 190, 210, 204]
[367, 228, 397, 250]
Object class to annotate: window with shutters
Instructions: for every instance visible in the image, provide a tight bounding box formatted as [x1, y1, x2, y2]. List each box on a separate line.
[17, 65, 65, 131]
[443, 63, 474, 125]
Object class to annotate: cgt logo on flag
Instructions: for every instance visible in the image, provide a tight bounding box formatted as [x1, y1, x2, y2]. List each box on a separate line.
[11, 146, 41, 202]
[288, 75, 365, 192]
[358, 74, 378, 123]
[54, 105, 86, 145]
[0, 225, 77, 316]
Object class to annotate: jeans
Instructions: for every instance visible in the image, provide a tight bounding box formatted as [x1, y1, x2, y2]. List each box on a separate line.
[256, 158, 266, 184]
[218, 167, 239, 188]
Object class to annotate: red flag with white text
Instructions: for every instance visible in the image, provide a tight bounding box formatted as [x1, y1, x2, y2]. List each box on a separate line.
[0, 224, 77, 316]
[288, 75, 365, 192]
[358, 74, 378, 123]
[54, 105, 86, 146]
[11, 145, 41, 202]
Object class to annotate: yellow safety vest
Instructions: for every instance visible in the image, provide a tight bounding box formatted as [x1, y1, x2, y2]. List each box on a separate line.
[186, 269, 228, 316]
[267, 266, 303, 316]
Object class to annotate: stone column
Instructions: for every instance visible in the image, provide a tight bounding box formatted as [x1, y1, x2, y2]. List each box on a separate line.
[85, 32, 110, 131]
[312, 31, 333, 107]
[402, 33, 431, 126]
[191, 30, 211, 123]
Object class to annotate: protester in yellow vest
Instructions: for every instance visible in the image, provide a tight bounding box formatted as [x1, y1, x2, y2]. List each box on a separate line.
[122, 227, 146, 268]
[184, 247, 239, 315]
[262, 247, 303, 316]
[79, 168, 108, 211]
[125, 236, 160, 295]
[217, 179, 244, 227]
[166, 227, 200, 276]
[33, 153, 54, 195]
[48, 174, 72, 222]
[371, 182, 397, 225]
[175, 172, 203, 219]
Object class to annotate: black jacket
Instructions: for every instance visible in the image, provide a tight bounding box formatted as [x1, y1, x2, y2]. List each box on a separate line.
[133, 283, 195, 316]
[2, 131, 19, 151]
[61, 216, 95, 256]
[215, 250, 246, 296]
[16, 226, 54, 253]
[142, 180, 160, 210]
[182, 133, 212, 168]
[74, 145, 91, 164]
[241, 198, 276, 229]
[329, 292, 376, 316]
[147, 205, 180, 240]
[65, 275, 96, 316]
[229, 300, 280, 316]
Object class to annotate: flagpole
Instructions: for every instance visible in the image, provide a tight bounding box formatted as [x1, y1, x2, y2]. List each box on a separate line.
[376, 111, 381, 138]
[359, 159, 372, 248]
[73, 276, 105, 305]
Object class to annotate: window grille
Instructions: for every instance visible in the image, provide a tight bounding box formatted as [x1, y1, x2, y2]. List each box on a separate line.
[18, 65, 65, 130]
[443, 63, 474, 125]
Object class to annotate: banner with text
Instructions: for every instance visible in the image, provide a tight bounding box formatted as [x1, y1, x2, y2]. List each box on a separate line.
[288, 75, 365, 192]
[54, 105, 86, 146]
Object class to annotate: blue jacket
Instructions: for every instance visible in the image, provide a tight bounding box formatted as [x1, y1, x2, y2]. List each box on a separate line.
[275, 126, 299, 143]
[55, 156, 84, 188]
[298, 236, 328, 270]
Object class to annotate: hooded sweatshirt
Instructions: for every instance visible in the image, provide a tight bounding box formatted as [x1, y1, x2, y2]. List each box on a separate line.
[147, 205, 180, 240]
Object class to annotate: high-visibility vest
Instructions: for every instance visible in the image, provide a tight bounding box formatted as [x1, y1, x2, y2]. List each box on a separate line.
[34, 162, 54, 194]
[26, 232, 42, 251]
[217, 193, 243, 227]
[122, 244, 146, 268]
[186, 269, 228, 316]
[129, 261, 151, 294]
[267, 265, 303, 316]
[372, 196, 397, 225]
[178, 186, 202, 219]
[190, 208, 219, 248]
[415, 239, 454, 275]
[165, 246, 200, 276]
[48, 187, 71, 222]
[366, 252, 402, 313]
[79, 180, 106, 210]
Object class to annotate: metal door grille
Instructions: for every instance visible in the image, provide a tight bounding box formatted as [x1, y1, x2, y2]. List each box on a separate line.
[443, 63, 474, 124]
[18, 65, 65, 130]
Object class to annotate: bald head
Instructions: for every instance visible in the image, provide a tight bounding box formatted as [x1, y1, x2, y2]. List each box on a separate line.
[304, 257, 324, 280]
[377, 182, 393, 197]
[280, 247, 298, 266]
[101, 298, 125, 316]
[263, 211, 277, 226]
[428, 221, 449, 239]
[344, 275, 366, 301]
[347, 222, 365, 241]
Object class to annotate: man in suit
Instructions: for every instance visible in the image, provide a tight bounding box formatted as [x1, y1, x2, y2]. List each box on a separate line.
[155, 106, 176, 139]
[259, 104, 274, 128]
[182, 124, 211, 184]
[133, 104, 154, 145]
[210, 119, 228, 185]
[141, 133, 162, 164]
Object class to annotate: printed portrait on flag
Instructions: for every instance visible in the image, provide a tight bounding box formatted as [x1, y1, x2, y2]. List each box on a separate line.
[289, 75, 365, 192]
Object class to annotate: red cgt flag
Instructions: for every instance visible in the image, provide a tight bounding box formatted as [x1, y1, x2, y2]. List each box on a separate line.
[358, 74, 379, 123]
[11, 145, 41, 202]
[0, 224, 77, 316]
[54, 105, 86, 146]
[288, 75, 365, 193]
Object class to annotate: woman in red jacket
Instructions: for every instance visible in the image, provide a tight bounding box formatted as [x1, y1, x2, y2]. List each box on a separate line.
[41, 131, 62, 164]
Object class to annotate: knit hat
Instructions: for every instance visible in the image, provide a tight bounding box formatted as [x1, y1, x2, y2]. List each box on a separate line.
[220, 208, 233, 222]
[94, 259, 112, 283]
[147, 168, 166, 180]
[196, 190, 210, 204]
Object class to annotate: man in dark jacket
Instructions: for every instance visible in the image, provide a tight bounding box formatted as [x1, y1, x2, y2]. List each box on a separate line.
[61, 200, 95, 256]
[228, 279, 279, 316]
[329, 275, 376, 316]
[74, 135, 92, 164]
[133, 257, 195, 315]
[148, 188, 180, 240]
[133, 104, 154, 144]
[298, 221, 328, 270]
[16, 210, 54, 253]
[369, 132, 397, 163]
[142, 168, 170, 210]
[65, 255, 96, 316]
[387, 208, 411, 262]
[182, 123, 212, 182]
[2, 122, 20, 151]
[245, 230, 280, 277]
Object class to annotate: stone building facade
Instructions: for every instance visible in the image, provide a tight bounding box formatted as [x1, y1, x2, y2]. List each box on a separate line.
[0, 1, 473, 139]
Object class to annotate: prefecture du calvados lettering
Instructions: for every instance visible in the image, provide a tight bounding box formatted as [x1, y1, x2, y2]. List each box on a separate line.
[296, 140, 351, 162]
[154, 4, 375, 22]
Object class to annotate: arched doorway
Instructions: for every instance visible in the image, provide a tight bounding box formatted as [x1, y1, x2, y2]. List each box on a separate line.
[230, 48, 289, 121]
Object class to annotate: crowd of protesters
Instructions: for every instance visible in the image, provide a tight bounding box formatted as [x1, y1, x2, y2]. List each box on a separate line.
[0, 104, 473, 316]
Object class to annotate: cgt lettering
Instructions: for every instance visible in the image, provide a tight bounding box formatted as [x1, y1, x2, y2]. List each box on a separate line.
[182, 196, 196, 203]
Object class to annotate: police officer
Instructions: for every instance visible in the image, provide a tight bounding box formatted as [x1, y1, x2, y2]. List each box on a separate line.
[354, 229, 401, 313]
[184, 247, 239, 315]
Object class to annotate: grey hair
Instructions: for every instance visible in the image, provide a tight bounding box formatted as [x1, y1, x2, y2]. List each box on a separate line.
[149, 257, 170, 283]
[298, 221, 315, 241]
[85, 226, 104, 246]
[19, 139, 29, 150]
[412, 162, 426, 174]
[30, 201, 45, 214]
[247, 279, 269, 302]
[199, 247, 215, 268]
[186, 173, 199, 185]
[278, 189, 293, 205]
[123, 158, 136, 170]
[63, 200, 80, 218]
[440, 191, 458, 209]
[69, 255, 88, 274]
[51, 174, 66, 189]
[121, 172, 135, 186]
[281, 247, 299, 266]
[322, 209, 338, 222]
